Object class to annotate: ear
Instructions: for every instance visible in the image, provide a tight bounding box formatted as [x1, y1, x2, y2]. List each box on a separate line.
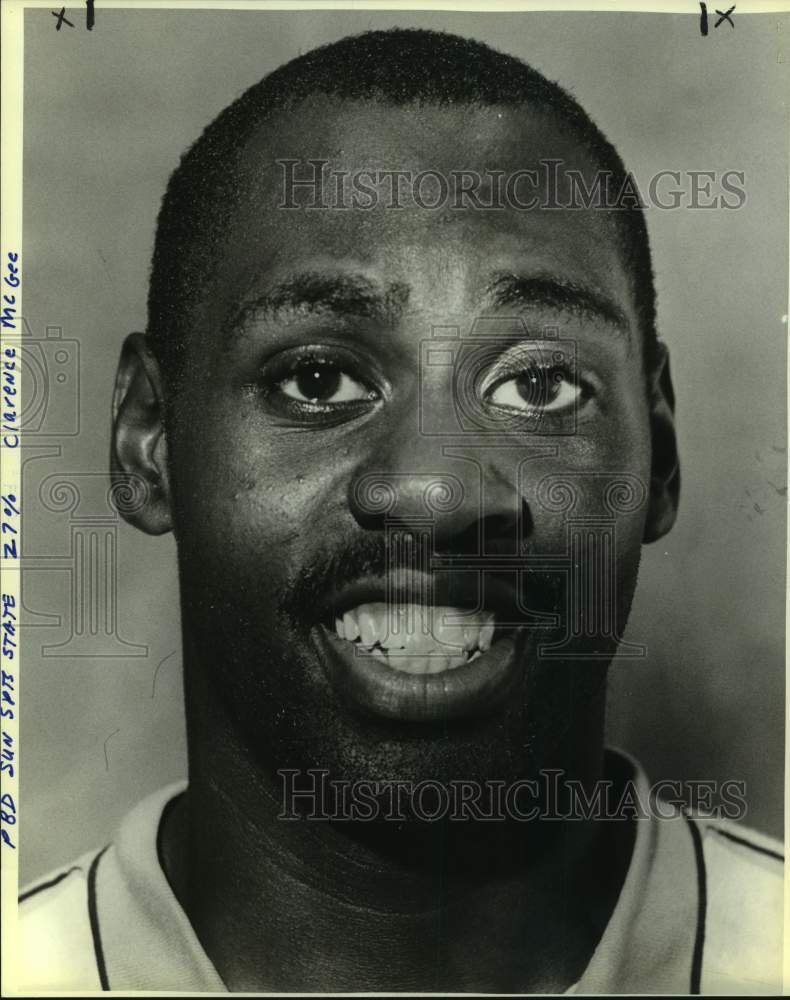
[110, 332, 173, 535]
[643, 342, 680, 543]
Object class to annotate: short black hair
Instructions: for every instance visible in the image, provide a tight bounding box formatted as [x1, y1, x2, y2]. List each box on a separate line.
[147, 27, 659, 382]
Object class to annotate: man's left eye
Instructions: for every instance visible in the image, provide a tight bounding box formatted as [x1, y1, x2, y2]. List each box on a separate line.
[485, 366, 582, 414]
[279, 361, 374, 405]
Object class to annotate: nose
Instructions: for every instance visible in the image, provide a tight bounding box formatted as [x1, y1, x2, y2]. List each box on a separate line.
[347, 397, 524, 555]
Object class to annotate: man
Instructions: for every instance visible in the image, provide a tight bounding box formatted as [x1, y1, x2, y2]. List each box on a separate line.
[17, 28, 783, 994]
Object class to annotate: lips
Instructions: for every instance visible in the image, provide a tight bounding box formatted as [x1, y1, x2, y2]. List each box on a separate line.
[313, 580, 527, 722]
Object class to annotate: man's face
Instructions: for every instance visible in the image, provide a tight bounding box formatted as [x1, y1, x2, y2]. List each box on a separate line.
[163, 99, 653, 789]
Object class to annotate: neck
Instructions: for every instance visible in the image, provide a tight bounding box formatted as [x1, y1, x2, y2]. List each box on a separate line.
[160, 673, 630, 992]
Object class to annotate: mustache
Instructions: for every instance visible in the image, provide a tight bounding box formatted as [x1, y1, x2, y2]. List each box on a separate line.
[279, 534, 403, 624]
[278, 531, 562, 628]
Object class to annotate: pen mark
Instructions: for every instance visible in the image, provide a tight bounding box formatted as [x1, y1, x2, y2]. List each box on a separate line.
[103, 728, 120, 771]
[51, 7, 74, 30]
[151, 650, 178, 699]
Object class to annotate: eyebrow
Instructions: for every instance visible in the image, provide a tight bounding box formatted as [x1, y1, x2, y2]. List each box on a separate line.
[228, 269, 629, 338]
[229, 272, 410, 333]
[483, 273, 629, 333]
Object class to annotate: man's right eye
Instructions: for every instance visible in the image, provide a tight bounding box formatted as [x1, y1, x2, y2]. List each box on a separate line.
[279, 360, 375, 405]
[255, 346, 383, 423]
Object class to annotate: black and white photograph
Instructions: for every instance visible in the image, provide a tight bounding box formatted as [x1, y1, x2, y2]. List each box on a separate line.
[1, 1, 787, 994]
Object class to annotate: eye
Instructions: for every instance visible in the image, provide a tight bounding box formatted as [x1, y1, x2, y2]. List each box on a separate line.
[279, 360, 374, 405]
[486, 365, 582, 414]
[255, 346, 383, 424]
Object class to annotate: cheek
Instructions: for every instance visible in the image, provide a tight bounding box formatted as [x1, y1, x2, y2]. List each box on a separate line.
[601, 383, 653, 537]
[166, 391, 346, 589]
[516, 387, 652, 550]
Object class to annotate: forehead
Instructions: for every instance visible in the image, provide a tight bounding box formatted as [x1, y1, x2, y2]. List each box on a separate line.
[201, 98, 635, 340]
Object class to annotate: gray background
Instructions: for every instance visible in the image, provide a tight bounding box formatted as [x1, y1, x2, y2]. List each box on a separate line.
[20, 8, 787, 884]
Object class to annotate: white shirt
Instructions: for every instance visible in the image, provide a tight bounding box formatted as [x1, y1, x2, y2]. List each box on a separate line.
[13, 751, 784, 993]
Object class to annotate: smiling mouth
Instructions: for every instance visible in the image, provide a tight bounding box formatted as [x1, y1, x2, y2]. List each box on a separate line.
[315, 593, 526, 723]
[333, 603, 496, 675]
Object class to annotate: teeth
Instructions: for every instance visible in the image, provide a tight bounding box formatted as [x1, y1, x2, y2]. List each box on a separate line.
[479, 615, 495, 652]
[461, 623, 480, 652]
[357, 606, 380, 647]
[332, 603, 498, 666]
[357, 646, 470, 675]
[343, 612, 360, 641]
